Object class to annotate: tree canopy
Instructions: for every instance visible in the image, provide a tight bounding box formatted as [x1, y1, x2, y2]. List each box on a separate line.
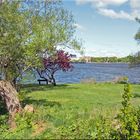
[0, 0, 82, 85]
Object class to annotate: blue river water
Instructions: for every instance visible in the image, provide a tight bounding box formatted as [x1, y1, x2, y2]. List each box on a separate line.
[21, 63, 140, 84]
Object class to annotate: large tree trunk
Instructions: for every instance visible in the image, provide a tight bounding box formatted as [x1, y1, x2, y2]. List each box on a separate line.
[0, 80, 22, 128]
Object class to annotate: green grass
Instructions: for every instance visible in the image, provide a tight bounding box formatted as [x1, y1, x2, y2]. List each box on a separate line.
[22, 83, 140, 110]
[1, 83, 140, 139]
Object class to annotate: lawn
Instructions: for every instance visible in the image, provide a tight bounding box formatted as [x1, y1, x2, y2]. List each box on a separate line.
[22, 83, 140, 111]
[1, 83, 140, 139]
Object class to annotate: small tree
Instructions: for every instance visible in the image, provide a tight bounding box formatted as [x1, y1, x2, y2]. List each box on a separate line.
[129, 18, 140, 66]
[129, 51, 140, 67]
[37, 50, 73, 86]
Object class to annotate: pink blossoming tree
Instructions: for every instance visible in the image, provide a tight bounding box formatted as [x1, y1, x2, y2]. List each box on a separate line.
[37, 50, 73, 86]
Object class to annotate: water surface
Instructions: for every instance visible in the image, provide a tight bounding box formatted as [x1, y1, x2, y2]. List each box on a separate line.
[22, 63, 140, 84]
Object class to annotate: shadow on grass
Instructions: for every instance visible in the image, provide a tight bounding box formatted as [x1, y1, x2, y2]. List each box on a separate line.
[22, 97, 61, 108]
[20, 84, 78, 93]
[133, 92, 140, 98]
[0, 97, 8, 115]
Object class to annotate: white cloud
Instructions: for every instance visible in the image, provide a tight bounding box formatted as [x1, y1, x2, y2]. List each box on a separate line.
[76, 0, 96, 5]
[131, 9, 140, 19]
[76, 0, 128, 7]
[75, 0, 140, 21]
[98, 8, 134, 20]
[74, 23, 86, 31]
[130, 0, 140, 9]
[130, 0, 140, 20]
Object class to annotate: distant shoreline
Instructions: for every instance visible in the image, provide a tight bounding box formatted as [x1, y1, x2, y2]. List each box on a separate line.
[71, 62, 130, 64]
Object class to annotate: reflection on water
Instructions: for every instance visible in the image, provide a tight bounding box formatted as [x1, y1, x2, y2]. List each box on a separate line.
[21, 63, 140, 84]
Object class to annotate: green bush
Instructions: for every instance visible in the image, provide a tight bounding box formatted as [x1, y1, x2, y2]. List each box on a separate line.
[112, 76, 128, 84]
[111, 84, 140, 139]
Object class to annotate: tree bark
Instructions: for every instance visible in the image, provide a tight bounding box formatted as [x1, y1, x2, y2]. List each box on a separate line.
[0, 80, 22, 128]
[51, 74, 56, 86]
[36, 68, 49, 82]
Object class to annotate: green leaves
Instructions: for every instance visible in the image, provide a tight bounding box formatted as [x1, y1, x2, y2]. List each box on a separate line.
[116, 84, 139, 139]
[0, 1, 82, 83]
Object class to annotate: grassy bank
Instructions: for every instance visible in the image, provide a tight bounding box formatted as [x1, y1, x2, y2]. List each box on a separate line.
[22, 83, 140, 112]
[0, 83, 140, 139]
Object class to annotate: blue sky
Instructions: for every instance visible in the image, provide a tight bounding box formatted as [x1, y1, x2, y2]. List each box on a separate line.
[62, 0, 140, 57]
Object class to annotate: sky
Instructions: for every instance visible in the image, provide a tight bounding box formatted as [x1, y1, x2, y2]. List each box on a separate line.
[62, 0, 140, 57]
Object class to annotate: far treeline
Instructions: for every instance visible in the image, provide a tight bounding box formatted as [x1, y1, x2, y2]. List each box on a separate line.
[73, 55, 140, 63]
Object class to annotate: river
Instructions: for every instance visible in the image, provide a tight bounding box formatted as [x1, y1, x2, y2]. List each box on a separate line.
[22, 63, 140, 84]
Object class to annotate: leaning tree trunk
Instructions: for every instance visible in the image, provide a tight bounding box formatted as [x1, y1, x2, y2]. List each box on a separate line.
[0, 80, 22, 128]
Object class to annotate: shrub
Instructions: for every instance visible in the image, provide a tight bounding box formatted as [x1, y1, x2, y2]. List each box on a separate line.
[112, 76, 128, 84]
[111, 84, 140, 139]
